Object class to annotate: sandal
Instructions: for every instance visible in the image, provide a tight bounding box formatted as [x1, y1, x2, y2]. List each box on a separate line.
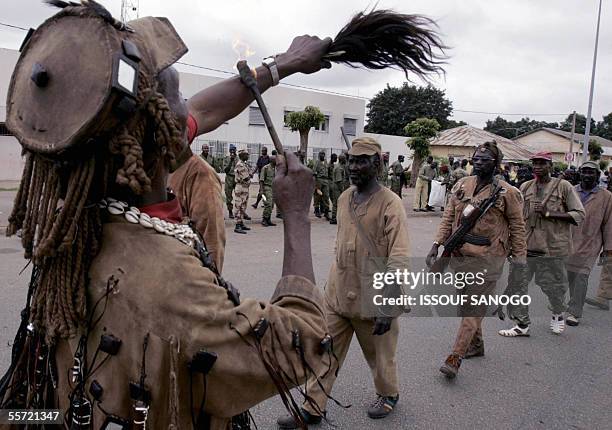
[498, 325, 530, 337]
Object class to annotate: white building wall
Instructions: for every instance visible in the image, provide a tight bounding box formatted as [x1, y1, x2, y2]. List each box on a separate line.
[0, 48, 366, 180]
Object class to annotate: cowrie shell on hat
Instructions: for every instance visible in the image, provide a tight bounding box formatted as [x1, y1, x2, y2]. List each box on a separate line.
[153, 222, 165, 233]
[129, 206, 141, 215]
[140, 217, 153, 228]
[125, 211, 139, 224]
[108, 201, 125, 215]
[140, 213, 151, 222]
[97, 199, 108, 209]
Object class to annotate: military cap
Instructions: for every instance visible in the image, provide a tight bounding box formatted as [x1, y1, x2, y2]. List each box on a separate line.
[348, 137, 382, 157]
[579, 160, 600, 171]
[238, 149, 248, 155]
[229, 144, 237, 151]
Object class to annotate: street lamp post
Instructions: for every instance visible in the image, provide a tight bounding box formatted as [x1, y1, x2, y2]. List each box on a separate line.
[582, 0, 603, 163]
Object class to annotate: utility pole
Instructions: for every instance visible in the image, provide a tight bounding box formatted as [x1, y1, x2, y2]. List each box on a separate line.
[121, 0, 140, 23]
[582, 0, 603, 163]
[569, 111, 576, 167]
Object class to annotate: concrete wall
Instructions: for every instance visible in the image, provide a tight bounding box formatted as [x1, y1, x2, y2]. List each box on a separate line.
[515, 130, 572, 162]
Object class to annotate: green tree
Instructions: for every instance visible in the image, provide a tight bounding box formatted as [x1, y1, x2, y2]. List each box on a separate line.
[560, 113, 596, 135]
[286, 106, 325, 154]
[404, 118, 440, 186]
[365, 83, 454, 135]
[595, 112, 612, 140]
[587, 139, 603, 160]
[484, 116, 559, 139]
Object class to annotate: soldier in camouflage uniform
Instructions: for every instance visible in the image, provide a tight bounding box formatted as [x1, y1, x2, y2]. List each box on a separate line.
[261, 156, 277, 227]
[329, 153, 338, 223]
[330, 153, 350, 224]
[224, 144, 238, 218]
[234, 149, 252, 234]
[390, 155, 405, 198]
[312, 150, 331, 219]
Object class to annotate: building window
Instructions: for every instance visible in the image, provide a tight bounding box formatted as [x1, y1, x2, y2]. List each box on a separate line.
[249, 107, 265, 126]
[314, 115, 330, 132]
[343, 117, 357, 136]
[0, 123, 13, 136]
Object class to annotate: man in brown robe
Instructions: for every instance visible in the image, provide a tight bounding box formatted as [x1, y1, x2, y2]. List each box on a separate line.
[566, 161, 612, 324]
[1, 4, 336, 428]
[278, 137, 411, 428]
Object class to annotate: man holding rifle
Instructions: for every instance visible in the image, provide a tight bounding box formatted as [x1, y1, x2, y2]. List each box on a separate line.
[427, 141, 526, 379]
[499, 152, 584, 337]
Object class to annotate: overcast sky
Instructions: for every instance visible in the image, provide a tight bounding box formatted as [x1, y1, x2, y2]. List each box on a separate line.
[1, 0, 610, 128]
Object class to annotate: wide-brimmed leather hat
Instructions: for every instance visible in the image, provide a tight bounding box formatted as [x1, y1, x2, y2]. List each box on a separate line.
[6, 0, 187, 156]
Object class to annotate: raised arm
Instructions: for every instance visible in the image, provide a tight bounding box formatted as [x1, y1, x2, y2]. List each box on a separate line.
[188, 36, 331, 135]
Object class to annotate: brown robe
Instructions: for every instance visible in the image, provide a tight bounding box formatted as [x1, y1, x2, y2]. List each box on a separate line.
[566, 186, 612, 274]
[54, 217, 327, 429]
[169, 154, 226, 272]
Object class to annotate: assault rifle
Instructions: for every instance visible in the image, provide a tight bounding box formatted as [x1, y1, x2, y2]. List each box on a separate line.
[428, 181, 503, 273]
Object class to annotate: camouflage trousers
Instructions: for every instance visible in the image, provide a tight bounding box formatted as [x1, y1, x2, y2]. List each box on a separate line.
[233, 183, 250, 223]
[509, 256, 568, 326]
[313, 179, 330, 214]
[329, 182, 339, 219]
[390, 177, 402, 199]
[262, 185, 274, 219]
[225, 174, 236, 212]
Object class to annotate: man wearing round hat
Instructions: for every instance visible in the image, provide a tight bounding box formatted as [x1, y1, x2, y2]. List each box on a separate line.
[565, 161, 612, 325]
[0, 3, 339, 428]
[278, 137, 411, 428]
[499, 151, 585, 337]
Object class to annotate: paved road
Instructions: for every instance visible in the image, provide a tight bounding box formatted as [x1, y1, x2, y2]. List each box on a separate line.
[1, 196, 611, 429]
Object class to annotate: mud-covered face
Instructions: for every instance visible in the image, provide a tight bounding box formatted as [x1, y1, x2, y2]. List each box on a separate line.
[580, 167, 598, 189]
[349, 154, 380, 188]
[472, 149, 496, 178]
[532, 159, 552, 178]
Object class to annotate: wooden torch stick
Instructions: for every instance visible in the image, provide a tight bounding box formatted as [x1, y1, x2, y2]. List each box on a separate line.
[236, 60, 284, 156]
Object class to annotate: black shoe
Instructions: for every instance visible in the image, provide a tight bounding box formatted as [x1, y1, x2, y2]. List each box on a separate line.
[329, 218, 337, 225]
[277, 408, 322, 429]
[251, 203, 258, 209]
[314, 208, 322, 218]
[228, 210, 234, 219]
[276, 213, 283, 219]
[266, 217, 276, 226]
[240, 223, 251, 231]
[234, 225, 246, 234]
[367, 394, 399, 419]
[262, 218, 271, 227]
[243, 214, 251, 221]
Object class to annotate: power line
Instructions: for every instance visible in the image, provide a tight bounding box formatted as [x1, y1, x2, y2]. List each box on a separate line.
[453, 109, 568, 116]
[0, 22, 29, 31]
[0, 20, 580, 117]
[176, 61, 370, 100]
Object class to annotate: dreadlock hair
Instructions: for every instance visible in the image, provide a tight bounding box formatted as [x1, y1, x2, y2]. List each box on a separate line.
[6, 5, 184, 342]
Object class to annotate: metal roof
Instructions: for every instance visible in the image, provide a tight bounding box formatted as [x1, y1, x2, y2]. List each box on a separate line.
[429, 125, 534, 161]
[515, 127, 612, 148]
